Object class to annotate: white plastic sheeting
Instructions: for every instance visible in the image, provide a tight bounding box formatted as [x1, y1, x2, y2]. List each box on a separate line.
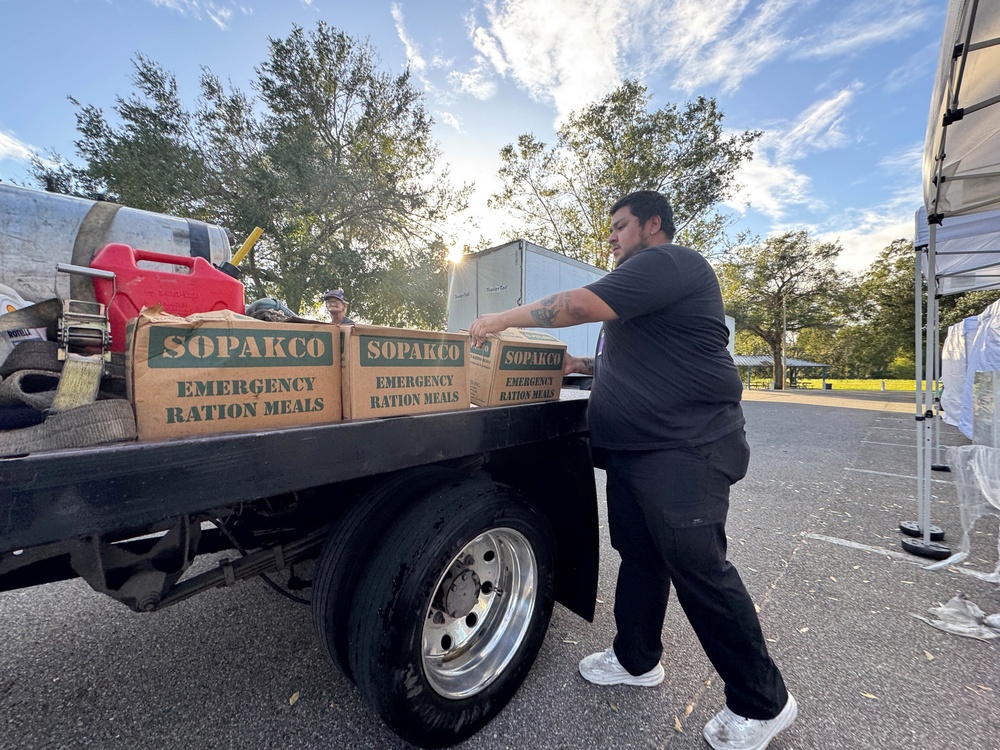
[953, 316, 980, 435]
[947, 444, 1000, 583]
[936, 301, 1000, 580]
[940, 317, 977, 429]
[913, 595, 1000, 639]
[959, 299, 1000, 441]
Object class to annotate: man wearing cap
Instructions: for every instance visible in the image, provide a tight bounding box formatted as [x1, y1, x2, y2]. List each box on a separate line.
[323, 289, 354, 325]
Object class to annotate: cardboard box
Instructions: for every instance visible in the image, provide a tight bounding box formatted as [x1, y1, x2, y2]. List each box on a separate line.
[468, 329, 565, 407]
[127, 309, 341, 440]
[341, 324, 469, 419]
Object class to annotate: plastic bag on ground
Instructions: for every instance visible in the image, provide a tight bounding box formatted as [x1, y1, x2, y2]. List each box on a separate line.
[913, 595, 1000, 640]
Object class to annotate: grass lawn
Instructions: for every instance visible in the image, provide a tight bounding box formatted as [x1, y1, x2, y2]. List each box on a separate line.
[748, 378, 920, 391]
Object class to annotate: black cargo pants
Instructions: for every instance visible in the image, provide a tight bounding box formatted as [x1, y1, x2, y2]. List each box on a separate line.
[603, 427, 789, 720]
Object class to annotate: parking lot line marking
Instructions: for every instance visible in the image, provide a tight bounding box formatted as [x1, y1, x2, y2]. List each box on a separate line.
[844, 467, 952, 484]
[804, 533, 926, 564]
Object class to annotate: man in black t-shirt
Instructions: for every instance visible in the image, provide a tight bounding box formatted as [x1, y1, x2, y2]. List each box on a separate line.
[469, 191, 795, 750]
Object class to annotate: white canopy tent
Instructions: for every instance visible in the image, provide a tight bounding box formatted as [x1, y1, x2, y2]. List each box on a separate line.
[923, 0, 1000, 221]
[914, 207, 1000, 295]
[912, 0, 1000, 562]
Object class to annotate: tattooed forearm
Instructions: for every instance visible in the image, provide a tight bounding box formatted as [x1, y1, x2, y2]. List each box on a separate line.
[530, 292, 572, 328]
[531, 307, 557, 327]
[579, 357, 595, 375]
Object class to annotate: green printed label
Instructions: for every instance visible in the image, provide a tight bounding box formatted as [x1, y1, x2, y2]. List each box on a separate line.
[147, 326, 335, 368]
[359, 335, 465, 368]
[498, 345, 564, 371]
[470, 339, 492, 357]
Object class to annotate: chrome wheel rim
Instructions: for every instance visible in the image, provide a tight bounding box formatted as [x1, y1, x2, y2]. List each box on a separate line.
[421, 527, 537, 699]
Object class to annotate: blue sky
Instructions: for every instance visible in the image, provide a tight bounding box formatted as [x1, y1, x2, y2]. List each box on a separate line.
[0, 0, 946, 272]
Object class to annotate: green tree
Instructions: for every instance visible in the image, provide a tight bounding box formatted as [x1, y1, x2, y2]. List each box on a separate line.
[32, 55, 207, 217]
[719, 231, 845, 389]
[789, 241, 913, 379]
[818, 239, 1000, 378]
[489, 81, 760, 268]
[31, 23, 468, 325]
[851, 240, 916, 364]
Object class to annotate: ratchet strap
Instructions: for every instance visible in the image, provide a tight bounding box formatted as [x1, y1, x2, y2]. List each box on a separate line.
[0, 300, 103, 412]
[0, 298, 136, 455]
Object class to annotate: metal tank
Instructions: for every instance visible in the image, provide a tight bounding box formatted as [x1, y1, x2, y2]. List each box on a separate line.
[0, 183, 232, 302]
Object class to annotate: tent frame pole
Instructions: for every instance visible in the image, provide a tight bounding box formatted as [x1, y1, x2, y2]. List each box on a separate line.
[903, 226, 950, 558]
[923, 235, 936, 542]
[914, 247, 925, 527]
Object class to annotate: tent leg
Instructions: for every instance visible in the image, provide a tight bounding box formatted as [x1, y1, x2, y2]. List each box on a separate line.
[902, 228, 949, 558]
[930, 317, 950, 472]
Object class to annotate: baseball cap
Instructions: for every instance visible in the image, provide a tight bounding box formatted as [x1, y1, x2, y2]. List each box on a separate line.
[323, 289, 347, 302]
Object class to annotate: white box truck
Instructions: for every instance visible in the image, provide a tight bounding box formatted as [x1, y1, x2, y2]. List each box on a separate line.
[447, 239, 735, 359]
[447, 240, 607, 357]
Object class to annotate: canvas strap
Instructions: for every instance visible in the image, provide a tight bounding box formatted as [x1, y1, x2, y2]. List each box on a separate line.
[70, 200, 123, 301]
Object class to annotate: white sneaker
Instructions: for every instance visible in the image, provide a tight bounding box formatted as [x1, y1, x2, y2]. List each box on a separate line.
[703, 693, 797, 750]
[578, 648, 664, 686]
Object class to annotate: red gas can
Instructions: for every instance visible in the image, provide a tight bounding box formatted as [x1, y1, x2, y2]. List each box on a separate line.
[90, 243, 245, 351]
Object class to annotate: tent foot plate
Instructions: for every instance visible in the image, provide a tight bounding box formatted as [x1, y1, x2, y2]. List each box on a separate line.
[901, 537, 951, 560]
[900, 521, 944, 541]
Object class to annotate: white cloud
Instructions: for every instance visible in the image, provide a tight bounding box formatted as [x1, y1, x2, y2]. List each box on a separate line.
[207, 6, 232, 30]
[775, 83, 861, 161]
[727, 85, 861, 221]
[146, 0, 249, 30]
[448, 56, 497, 100]
[668, 0, 798, 94]
[465, 0, 934, 114]
[793, 0, 933, 60]
[391, 3, 427, 73]
[726, 147, 818, 221]
[816, 152, 923, 271]
[884, 41, 937, 93]
[471, 24, 509, 77]
[0, 131, 34, 163]
[474, 0, 626, 120]
[879, 143, 923, 174]
[816, 198, 918, 272]
[466, 0, 804, 117]
[440, 112, 461, 131]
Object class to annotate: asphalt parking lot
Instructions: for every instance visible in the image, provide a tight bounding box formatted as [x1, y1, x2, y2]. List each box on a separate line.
[2, 389, 998, 749]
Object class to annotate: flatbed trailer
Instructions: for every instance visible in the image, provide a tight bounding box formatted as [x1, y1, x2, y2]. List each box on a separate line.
[0, 395, 598, 748]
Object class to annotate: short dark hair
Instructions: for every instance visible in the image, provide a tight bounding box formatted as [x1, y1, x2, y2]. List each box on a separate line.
[610, 190, 675, 241]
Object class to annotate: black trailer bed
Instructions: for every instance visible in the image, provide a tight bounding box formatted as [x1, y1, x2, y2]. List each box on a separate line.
[1, 397, 589, 554]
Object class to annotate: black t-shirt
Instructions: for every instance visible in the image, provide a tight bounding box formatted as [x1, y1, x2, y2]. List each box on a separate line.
[583, 244, 744, 450]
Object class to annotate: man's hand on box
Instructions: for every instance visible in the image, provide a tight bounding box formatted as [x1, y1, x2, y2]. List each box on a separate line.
[469, 313, 507, 347]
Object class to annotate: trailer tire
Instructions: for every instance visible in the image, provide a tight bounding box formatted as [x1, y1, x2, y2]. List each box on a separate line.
[312, 466, 462, 682]
[348, 479, 555, 749]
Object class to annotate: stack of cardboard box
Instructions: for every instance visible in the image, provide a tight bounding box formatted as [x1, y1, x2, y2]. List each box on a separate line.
[127, 310, 566, 441]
